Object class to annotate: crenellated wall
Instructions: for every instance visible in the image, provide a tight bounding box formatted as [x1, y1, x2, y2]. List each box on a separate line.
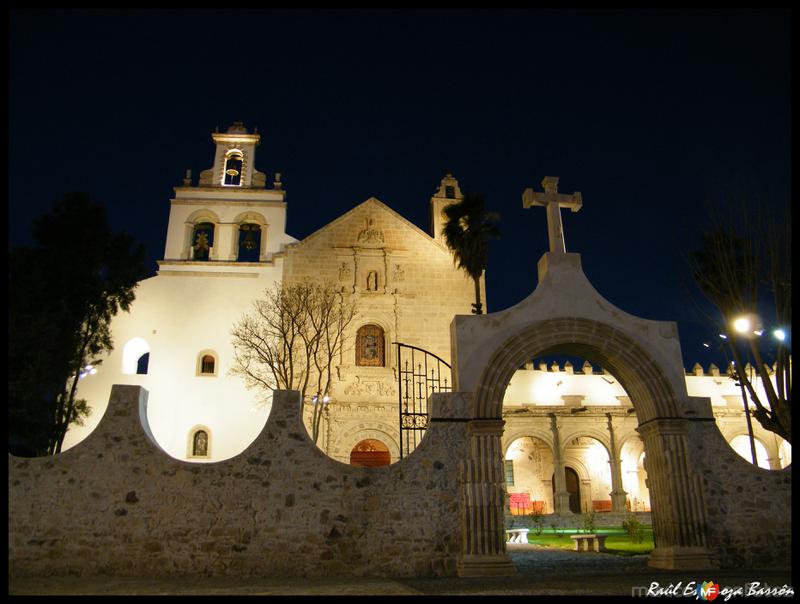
[9, 386, 468, 578]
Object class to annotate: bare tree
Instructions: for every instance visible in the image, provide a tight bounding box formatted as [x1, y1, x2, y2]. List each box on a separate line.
[230, 281, 358, 443]
[689, 201, 791, 444]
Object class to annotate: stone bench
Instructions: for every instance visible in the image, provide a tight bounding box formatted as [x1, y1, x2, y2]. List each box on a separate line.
[505, 528, 530, 544]
[570, 534, 607, 552]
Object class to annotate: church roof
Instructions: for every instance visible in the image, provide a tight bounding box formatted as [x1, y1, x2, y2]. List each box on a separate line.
[291, 197, 450, 254]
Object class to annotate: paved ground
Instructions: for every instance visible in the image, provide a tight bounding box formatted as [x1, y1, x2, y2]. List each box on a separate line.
[9, 545, 794, 596]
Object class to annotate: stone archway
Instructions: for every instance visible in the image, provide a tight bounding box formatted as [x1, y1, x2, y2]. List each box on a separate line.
[457, 316, 715, 573]
[450, 253, 721, 576]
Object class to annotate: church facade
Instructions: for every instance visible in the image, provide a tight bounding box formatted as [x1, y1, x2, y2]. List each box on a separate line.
[65, 123, 790, 518]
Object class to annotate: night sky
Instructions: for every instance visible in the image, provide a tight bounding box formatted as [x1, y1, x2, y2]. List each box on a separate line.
[8, 9, 791, 370]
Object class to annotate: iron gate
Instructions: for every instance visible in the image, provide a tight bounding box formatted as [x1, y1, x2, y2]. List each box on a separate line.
[395, 342, 452, 458]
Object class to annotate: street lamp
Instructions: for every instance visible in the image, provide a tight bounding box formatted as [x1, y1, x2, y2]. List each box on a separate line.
[310, 393, 331, 444]
[732, 316, 751, 335]
[728, 313, 764, 466]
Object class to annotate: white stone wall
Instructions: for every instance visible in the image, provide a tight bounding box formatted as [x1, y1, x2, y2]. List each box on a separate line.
[65, 264, 287, 462]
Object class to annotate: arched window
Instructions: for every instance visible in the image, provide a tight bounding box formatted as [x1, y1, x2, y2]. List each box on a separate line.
[196, 351, 218, 377]
[237, 223, 261, 262]
[191, 222, 215, 261]
[122, 337, 150, 375]
[356, 324, 385, 367]
[192, 429, 209, 457]
[223, 150, 243, 186]
[136, 352, 150, 375]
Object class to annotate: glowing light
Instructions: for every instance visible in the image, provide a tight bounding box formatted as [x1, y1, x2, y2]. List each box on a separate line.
[733, 317, 751, 334]
[774, 329, 786, 341]
[702, 342, 710, 348]
[323, 396, 331, 403]
[753, 330, 764, 336]
[89, 368, 97, 375]
[719, 334, 727, 340]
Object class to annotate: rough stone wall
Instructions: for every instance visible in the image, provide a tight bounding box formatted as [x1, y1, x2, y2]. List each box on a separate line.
[10, 386, 467, 578]
[685, 413, 792, 568]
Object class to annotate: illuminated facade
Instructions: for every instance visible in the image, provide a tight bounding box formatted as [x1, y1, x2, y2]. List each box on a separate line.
[65, 124, 790, 516]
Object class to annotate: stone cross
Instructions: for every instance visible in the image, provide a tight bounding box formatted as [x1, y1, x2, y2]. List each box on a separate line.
[522, 176, 582, 253]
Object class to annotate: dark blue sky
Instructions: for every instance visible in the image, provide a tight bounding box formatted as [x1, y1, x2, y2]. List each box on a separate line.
[8, 9, 791, 370]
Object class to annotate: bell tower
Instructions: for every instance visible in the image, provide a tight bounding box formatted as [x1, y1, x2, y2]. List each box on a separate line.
[198, 122, 265, 188]
[429, 173, 464, 246]
[159, 122, 289, 268]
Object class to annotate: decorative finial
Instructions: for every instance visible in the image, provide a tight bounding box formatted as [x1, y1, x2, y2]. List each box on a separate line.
[273, 172, 282, 190]
[183, 168, 192, 187]
[214, 125, 219, 133]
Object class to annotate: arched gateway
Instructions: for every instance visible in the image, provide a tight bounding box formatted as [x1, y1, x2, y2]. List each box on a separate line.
[446, 248, 790, 576]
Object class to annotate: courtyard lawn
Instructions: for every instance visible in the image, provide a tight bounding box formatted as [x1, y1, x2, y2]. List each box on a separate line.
[524, 527, 654, 556]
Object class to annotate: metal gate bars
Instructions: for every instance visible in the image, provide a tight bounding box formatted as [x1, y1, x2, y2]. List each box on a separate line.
[395, 342, 452, 458]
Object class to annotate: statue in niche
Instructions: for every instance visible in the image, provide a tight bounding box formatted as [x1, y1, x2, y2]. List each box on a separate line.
[338, 262, 351, 282]
[366, 270, 378, 291]
[193, 430, 208, 456]
[392, 264, 405, 282]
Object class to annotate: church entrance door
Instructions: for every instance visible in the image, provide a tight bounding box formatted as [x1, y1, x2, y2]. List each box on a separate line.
[349, 438, 391, 467]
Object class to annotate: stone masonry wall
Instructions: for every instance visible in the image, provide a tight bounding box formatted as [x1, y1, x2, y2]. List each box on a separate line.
[9, 386, 468, 578]
[684, 413, 792, 568]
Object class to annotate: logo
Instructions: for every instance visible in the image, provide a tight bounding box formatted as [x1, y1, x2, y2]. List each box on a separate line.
[697, 581, 719, 601]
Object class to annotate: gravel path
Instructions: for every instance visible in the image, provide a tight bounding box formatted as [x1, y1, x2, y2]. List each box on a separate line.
[9, 545, 792, 596]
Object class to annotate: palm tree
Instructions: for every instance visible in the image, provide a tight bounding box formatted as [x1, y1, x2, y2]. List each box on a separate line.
[442, 193, 500, 314]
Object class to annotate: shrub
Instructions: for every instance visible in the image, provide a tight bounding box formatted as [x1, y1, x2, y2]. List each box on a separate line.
[529, 511, 544, 535]
[549, 520, 560, 537]
[581, 510, 597, 534]
[622, 512, 643, 543]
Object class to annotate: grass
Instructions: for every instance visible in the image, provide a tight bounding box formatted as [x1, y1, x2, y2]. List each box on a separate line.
[523, 527, 654, 556]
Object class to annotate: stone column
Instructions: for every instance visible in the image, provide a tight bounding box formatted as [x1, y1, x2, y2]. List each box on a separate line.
[182, 223, 194, 260]
[637, 418, 718, 570]
[457, 418, 516, 577]
[766, 434, 783, 470]
[259, 224, 269, 262]
[549, 414, 571, 514]
[209, 221, 222, 261]
[606, 414, 628, 513]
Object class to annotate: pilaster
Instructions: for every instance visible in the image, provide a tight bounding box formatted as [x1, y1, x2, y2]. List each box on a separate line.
[549, 414, 572, 514]
[606, 414, 628, 513]
[457, 417, 516, 577]
[637, 417, 718, 570]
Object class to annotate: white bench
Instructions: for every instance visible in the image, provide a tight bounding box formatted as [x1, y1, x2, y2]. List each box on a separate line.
[570, 534, 607, 552]
[505, 528, 530, 544]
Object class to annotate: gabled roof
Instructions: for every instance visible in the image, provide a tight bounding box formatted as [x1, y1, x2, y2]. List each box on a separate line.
[289, 197, 451, 255]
